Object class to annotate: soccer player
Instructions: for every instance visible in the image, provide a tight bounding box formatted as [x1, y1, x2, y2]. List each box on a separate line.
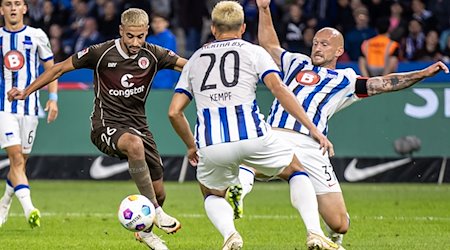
[8, 8, 186, 250]
[0, 0, 58, 228]
[231, 0, 449, 248]
[168, 1, 341, 250]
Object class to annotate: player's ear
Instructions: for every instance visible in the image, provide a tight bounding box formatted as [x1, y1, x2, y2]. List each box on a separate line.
[335, 46, 344, 57]
[241, 23, 246, 35]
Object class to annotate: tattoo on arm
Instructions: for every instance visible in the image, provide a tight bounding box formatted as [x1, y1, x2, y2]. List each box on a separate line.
[367, 71, 424, 96]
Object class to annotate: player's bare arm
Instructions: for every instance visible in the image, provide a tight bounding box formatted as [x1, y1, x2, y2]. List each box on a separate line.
[173, 57, 188, 72]
[257, 0, 283, 66]
[168, 93, 199, 166]
[264, 72, 335, 157]
[8, 57, 75, 101]
[42, 59, 59, 123]
[365, 61, 449, 96]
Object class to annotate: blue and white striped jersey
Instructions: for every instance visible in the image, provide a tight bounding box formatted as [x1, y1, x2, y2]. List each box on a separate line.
[175, 39, 280, 148]
[0, 26, 53, 116]
[267, 51, 360, 136]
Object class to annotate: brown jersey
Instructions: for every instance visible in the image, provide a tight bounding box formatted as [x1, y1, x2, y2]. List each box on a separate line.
[71, 39, 179, 130]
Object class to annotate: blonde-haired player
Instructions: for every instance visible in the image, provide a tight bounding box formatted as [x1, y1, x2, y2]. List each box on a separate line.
[169, 1, 340, 249]
[8, 7, 187, 250]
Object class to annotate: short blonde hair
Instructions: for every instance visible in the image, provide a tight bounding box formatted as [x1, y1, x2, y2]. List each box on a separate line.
[211, 1, 244, 32]
[121, 8, 149, 27]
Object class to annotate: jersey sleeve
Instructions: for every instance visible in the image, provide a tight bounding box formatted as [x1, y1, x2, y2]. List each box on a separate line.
[174, 56, 193, 100]
[150, 43, 180, 70]
[71, 44, 100, 69]
[35, 28, 53, 61]
[254, 46, 281, 81]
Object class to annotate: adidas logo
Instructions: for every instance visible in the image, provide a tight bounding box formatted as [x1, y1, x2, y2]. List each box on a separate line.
[108, 62, 117, 68]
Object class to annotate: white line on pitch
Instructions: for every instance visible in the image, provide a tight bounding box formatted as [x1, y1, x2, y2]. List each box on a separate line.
[7, 213, 450, 222]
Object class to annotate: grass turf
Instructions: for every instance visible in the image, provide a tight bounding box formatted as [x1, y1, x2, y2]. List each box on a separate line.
[1, 181, 449, 249]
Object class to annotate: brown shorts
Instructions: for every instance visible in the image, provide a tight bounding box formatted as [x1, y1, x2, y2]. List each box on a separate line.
[90, 125, 164, 180]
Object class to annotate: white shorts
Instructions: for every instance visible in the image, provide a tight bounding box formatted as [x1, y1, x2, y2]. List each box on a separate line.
[274, 129, 342, 195]
[0, 112, 39, 154]
[197, 132, 294, 190]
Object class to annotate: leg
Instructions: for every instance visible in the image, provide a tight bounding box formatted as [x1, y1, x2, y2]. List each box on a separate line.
[318, 193, 350, 245]
[277, 156, 341, 250]
[200, 184, 243, 250]
[4, 146, 40, 228]
[117, 133, 180, 235]
[117, 133, 158, 206]
[226, 165, 255, 219]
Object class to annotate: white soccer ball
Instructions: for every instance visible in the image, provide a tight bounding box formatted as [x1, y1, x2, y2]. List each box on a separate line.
[118, 194, 156, 232]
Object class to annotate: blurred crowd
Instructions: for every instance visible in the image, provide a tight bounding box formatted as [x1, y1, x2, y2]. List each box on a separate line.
[5, 0, 450, 65]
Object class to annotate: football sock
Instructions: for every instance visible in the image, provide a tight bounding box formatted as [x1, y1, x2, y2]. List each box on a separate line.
[238, 166, 255, 200]
[1, 179, 14, 204]
[324, 222, 344, 244]
[289, 172, 324, 236]
[14, 185, 34, 217]
[128, 160, 157, 205]
[204, 195, 236, 240]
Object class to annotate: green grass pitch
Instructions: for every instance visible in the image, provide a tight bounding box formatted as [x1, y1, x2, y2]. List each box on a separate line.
[1, 181, 449, 249]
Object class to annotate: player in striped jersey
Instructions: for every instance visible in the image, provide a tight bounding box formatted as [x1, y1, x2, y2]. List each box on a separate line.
[232, 0, 449, 248]
[0, 0, 58, 228]
[169, 2, 341, 250]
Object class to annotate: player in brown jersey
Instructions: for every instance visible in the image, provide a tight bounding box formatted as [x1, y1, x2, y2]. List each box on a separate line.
[8, 8, 187, 250]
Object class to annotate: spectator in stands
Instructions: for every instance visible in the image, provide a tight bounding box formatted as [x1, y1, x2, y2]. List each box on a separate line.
[359, 17, 399, 77]
[175, 0, 208, 57]
[411, 0, 436, 32]
[297, 26, 315, 56]
[280, 4, 306, 53]
[414, 30, 443, 61]
[441, 35, 450, 63]
[50, 37, 69, 63]
[72, 17, 103, 53]
[402, 19, 426, 61]
[333, 0, 355, 34]
[427, 0, 450, 32]
[388, 0, 408, 43]
[146, 13, 180, 89]
[151, 0, 172, 19]
[36, 0, 63, 35]
[27, 0, 44, 27]
[345, 6, 377, 61]
[97, 0, 120, 40]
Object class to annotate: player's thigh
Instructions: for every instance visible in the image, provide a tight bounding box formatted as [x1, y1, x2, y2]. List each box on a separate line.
[197, 142, 242, 191]
[242, 132, 293, 177]
[91, 125, 128, 158]
[0, 112, 38, 154]
[20, 115, 39, 154]
[276, 130, 342, 194]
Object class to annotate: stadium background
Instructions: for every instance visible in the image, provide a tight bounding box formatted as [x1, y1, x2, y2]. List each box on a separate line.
[1, 63, 449, 183]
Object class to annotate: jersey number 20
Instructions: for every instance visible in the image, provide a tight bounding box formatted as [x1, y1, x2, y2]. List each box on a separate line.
[200, 51, 240, 91]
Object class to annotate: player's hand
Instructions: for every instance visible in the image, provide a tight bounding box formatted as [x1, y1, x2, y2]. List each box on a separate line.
[256, 0, 270, 9]
[7, 87, 27, 101]
[45, 100, 59, 123]
[187, 147, 199, 167]
[310, 129, 335, 157]
[423, 61, 449, 77]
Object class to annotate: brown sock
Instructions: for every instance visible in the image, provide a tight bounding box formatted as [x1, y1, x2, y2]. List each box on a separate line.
[128, 159, 157, 205]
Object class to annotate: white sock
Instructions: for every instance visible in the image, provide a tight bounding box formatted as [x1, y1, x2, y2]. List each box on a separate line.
[238, 166, 255, 201]
[289, 172, 323, 236]
[1, 179, 14, 204]
[204, 195, 236, 240]
[14, 185, 35, 217]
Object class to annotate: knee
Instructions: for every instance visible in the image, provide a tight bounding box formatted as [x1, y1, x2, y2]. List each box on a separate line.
[331, 214, 350, 234]
[119, 134, 144, 159]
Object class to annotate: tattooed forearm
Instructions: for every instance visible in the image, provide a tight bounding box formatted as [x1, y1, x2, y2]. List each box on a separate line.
[366, 70, 425, 96]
